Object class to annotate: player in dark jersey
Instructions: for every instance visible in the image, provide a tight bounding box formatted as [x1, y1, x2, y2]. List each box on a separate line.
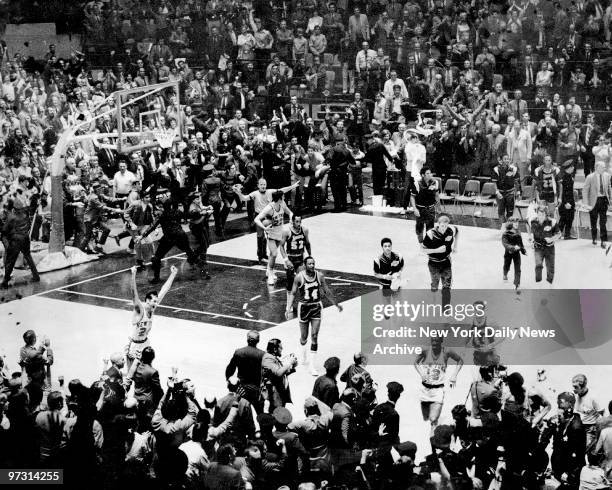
[279, 215, 312, 304]
[373, 237, 405, 291]
[422, 214, 459, 307]
[286, 256, 343, 375]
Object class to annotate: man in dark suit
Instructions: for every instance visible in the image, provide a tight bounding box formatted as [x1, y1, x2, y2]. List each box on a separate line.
[203, 444, 244, 489]
[312, 356, 340, 408]
[364, 132, 395, 196]
[551, 392, 586, 490]
[206, 26, 228, 68]
[132, 346, 163, 418]
[283, 95, 306, 123]
[218, 85, 235, 119]
[330, 388, 358, 449]
[225, 330, 265, 412]
[213, 379, 256, 452]
[370, 381, 404, 447]
[580, 113, 601, 176]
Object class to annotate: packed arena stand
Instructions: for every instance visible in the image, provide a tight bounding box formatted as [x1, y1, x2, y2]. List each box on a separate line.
[1, 0, 612, 488]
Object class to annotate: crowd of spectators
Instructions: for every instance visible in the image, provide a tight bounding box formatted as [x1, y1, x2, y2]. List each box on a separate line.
[1, 0, 612, 260]
[2, 327, 612, 490]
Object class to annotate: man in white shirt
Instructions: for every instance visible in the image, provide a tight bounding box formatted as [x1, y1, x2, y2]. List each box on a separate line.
[383, 70, 408, 99]
[355, 42, 377, 77]
[404, 131, 427, 180]
[113, 161, 136, 199]
[572, 374, 603, 452]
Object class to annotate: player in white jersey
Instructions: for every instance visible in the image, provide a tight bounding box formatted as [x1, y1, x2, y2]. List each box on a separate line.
[414, 337, 463, 433]
[234, 178, 298, 263]
[125, 264, 177, 383]
[254, 190, 293, 285]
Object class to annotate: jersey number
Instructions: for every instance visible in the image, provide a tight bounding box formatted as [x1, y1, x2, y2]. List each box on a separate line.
[291, 238, 304, 251]
[303, 283, 319, 301]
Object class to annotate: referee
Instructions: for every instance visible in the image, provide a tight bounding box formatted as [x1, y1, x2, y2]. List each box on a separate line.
[409, 166, 440, 245]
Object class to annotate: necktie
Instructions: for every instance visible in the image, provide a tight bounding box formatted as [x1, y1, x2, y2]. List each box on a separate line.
[599, 173, 604, 194]
[586, 126, 590, 144]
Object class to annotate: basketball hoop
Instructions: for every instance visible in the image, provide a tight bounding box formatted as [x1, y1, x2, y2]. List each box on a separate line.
[153, 129, 174, 149]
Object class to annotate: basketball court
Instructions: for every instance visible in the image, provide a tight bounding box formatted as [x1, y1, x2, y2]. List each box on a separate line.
[2, 211, 612, 459]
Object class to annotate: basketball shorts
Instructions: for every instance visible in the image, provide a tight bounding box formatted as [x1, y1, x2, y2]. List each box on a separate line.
[298, 302, 322, 323]
[125, 337, 150, 360]
[419, 382, 445, 403]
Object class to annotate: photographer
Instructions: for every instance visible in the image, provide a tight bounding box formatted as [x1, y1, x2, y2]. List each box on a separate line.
[261, 339, 298, 413]
[151, 374, 199, 451]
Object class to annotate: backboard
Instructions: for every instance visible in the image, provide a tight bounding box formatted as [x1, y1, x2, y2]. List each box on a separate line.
[113, 80, 182, 154]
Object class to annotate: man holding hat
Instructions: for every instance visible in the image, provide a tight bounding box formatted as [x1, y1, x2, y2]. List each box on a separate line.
[2, 193, 40, 287]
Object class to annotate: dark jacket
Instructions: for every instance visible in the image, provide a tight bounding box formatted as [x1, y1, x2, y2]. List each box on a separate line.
[371, 401, 400, 446]
[2, 209, 30, 240]
[203, 462, 244, 490]
[225, 345, 265, 388]
[213, 392, 255, 450]
[312, 375, 339, 408]
[132, 362, 163, 406]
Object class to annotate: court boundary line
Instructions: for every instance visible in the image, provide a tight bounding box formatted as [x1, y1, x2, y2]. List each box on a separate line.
[49, 289, 278, 326]
[32, 252, 187, 298]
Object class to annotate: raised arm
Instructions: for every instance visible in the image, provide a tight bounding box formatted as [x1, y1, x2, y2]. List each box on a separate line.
[157, 265, 178, 304]
[130, 266, 141, 305]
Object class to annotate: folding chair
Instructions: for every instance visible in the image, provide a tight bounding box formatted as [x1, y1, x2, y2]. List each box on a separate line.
[515, 185, 534, 219]
[473, 182, 498, 217]
[438, 178, 460, 211]
[455, 180, 481, 214]
[433, 177, 443, 212]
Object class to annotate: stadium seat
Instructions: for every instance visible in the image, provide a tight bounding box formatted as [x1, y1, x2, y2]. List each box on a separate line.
[438, 178, 459, 211]
[473, 182, 497, 217]
[515, 185, 534, 219]
[455, 180, 480, 214]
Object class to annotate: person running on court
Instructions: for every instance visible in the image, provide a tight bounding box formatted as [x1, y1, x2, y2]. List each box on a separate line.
[286, 256, 343, 376]
[501, 217, 526, 292]
[136, 191, 206, 284]
[415, 337, 463, 435]
[422, 214, 459, 307]
[234, 178, 298, 263]
[529, 205, 561, 285]
[255, 190, 293, 285]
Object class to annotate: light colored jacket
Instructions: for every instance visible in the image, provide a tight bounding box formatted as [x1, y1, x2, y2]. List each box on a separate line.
[506, 129, 532, 162]
[583, 171, 612, 208]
